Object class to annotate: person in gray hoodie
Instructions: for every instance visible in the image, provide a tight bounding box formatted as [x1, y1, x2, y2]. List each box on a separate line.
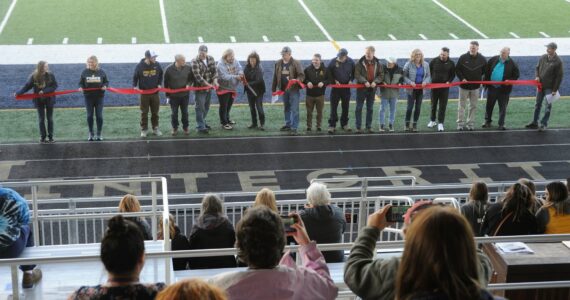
[403, 49, 431, 132]
[217, 48, 243, 130]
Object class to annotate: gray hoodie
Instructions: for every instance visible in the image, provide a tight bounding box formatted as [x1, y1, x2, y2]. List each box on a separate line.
[217, 59, 243, 92]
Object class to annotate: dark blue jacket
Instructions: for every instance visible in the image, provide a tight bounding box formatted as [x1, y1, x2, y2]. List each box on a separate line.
[327, 57, 355, 84]
[16, 72, 58, 107]
[133, 59, 164, 91]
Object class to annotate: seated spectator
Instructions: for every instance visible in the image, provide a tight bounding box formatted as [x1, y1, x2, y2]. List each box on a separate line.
[188, 194, 237, 269]
[156, 278, 227, 300]
[157, 214, 191, 270]
[0, 188, 42, 289]
[344, 201, 492, 300]
[68, 215, 166, 299]
[252, 188, 278, 212]
[119, 194, 152, 240]
[209, 207, 338, 300]
[460, 181, 489, 236]
[536, 181, 570, 233]
[481, 183, 539, 236]
[395, 206, 503, 300]
[518, 177, 542, 213]
[299, 182, 346, 262]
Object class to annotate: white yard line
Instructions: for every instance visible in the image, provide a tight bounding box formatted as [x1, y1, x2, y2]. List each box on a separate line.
[131, 37, 137, 44]
[357, 34, 365, 41]
[388, 34, 397, 40]
[198, 36, 204, 43]
[262, 35, 269, 42]
[419, 34, 428, 40]
[26, 38, 33, 45]
[97, 37, 102, 44]
[230, 36, 236, 43]
[0, 0, 18, 36]
[431, 0, 489, 39]
[449, 33, 459, 39]
[539, 31, 550, 38]
[294, 35, 302, 42]
[158, 0, 170, 43]
[62, 37, 68, 44]
[509, 32, 520, 39]
[296, 0, 334, 42]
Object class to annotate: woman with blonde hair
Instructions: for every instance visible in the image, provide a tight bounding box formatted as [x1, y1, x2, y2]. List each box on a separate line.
[157, 214, 191, 270]
[217, 48, 244, 130]
[15, 61, 58, 143]
[403, 49, 431, 132]
[395, 206, 501, 300]
[79, 55, 109, 141]
[118, 194, 152, 240]
[253, 188, 278, 212]
[156, 279, 227, 300]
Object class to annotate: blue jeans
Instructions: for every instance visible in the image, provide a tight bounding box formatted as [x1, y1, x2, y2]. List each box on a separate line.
[0, 225, 35, 271]
[195, 91, 211, 130]
[532, 89, 553, 126]
[283, 89, 300, 130]
[355, 88, 375, 129]
[170, 95, 189, 130]
[380, 96, 397, 126]
[84, 95, 104, 135]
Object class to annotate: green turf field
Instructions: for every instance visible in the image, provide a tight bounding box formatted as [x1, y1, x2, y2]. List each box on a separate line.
[0, 0, 568, 45]
[1, 98, 569, 143]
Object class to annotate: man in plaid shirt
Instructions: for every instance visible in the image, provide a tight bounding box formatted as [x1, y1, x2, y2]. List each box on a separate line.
[191, 45, 218, 133]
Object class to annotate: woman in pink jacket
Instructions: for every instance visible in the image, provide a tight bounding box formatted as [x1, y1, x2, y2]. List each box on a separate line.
[209, 206, 338, 300]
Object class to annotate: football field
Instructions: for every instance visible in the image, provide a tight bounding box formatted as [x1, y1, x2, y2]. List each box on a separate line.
[0, 0, 569, 45]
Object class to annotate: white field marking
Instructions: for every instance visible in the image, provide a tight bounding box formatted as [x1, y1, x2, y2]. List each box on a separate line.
[431, 0, 489, 39]
[357, 34, 365, 41]
[388, 34, 397, 40]
[158, 0, 170, 43]
[296, 0, 334, 41]
[97, 37, 102, 44]
[419, 34, 428, 40]
[131, 37, 137, 44]
[539, 31, 550, 38]
[198, 36, 204, 43]
[230, 36, 236, 43]
[509, 32, 520, 39]
[294, 35, 302, 42]
[0, 0, 17, 36]
[262, 35, 269, 42]
[26, 38, 33, 45]
[449, 33, 459, 39]
[62, 37, 68, 44]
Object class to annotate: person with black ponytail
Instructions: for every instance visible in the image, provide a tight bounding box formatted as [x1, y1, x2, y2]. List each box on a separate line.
[68, 215, 165, 299]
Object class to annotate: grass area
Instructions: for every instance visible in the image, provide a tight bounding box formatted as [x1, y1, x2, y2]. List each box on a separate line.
[165, 0, 325, 43]
[0, 0, 163, 45]
[1, 97, 569, 143]
[440, 0, 570, 38]
[305, 0, 480, 41]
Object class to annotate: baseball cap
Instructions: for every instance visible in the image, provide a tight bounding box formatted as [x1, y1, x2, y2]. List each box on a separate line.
[386, 57, 397, 64]
[545, 42, 558, 50]
[337, 48, 348, 57]
[281, 46, 292, 54]
[145, 50, 158, 59]
[199, 45, 208, 52]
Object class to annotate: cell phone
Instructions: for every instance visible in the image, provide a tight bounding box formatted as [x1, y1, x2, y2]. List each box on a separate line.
[386, 205, 411, 223]
[281, 215, 298, 232]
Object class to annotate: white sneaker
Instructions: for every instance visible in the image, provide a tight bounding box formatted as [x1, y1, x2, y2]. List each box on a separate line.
[427, 121, 437, 128]
[438, 123, 444, 132]
[153, 128, 162, 136]
[140, 130, 148, 138]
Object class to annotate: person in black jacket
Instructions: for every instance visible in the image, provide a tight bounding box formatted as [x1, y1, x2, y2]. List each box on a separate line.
[15, 61, 58, 144]
[428, 47, 455, 132]
[133, 50, 164, 138]
[244, 51, 266, 130]
[482, 47, 519, 130]
[327, 48, 355, 134]
[304, 53, 329, 131]
[158, 214, 191, 271]
[79, 55, 109, 141]
[455, 41, 487, 131]
[164, 54, 193, 136]
[188, 194, 237, 269]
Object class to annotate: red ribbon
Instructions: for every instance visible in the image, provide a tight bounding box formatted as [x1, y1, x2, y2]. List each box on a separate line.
[15, 85, 237, 100]
[272, 79, 306, 96]
[272, 80, 542, 96]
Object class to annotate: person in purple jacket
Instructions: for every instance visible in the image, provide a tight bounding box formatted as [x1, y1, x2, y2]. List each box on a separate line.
[209, 206, 338, 300]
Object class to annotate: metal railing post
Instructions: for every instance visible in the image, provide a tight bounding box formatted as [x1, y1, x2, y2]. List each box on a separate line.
[31, 185, 40, 246]
[357, 178, 369, 232]
[11, 265, 19, 300]
[69, 199, 78, 244]
[160, 177, 171, 285]
[151, 181, 157, 241]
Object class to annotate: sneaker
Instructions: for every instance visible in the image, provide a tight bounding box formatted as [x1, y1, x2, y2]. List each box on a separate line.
[96, 135, 103, 141]
[412, 124, 418, 132]
[247, 124, 258, 129]
[306, 127, 312, 132]
[47, 137, 55, 143]
[88, 133, 95, 141]
[405, 127, 411, 132]
[290, 129, 299, 136]
[327, 127, 335, 134]
[22, 268, 42, 289]
[525, 122, 538, 129]
[342, 125, 352, 132]
[183, 128, 190, 135]
[223, 124, 233, 130]
[437, 123, 444, 132]
[153, 128, 163, 136]
[365, 128, 373, 134]
[259, 125, 265, 131]
[355, 128, 363, 134]
[457, 126, 465, 131]
[140, 130, 148, 138]
[280, 125, 291, 131]
[40, 137, 47, 144]
[538, 125, 546, 132]
[467, 126, 474, 131]
[205, 125, 212, 130]
[171, 128, 178, 136]
[482, 122, 492, 128]
[198, 128, 209, 134]
[427, 121, 436, 128]
[379, 124, 385, 132]
[229, 120, 236, 125]
[389, 124, 394, 132]
[316, 127, 322, 132]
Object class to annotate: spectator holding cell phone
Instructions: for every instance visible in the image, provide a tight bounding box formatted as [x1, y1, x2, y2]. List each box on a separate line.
[209, 206, 338, 300]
